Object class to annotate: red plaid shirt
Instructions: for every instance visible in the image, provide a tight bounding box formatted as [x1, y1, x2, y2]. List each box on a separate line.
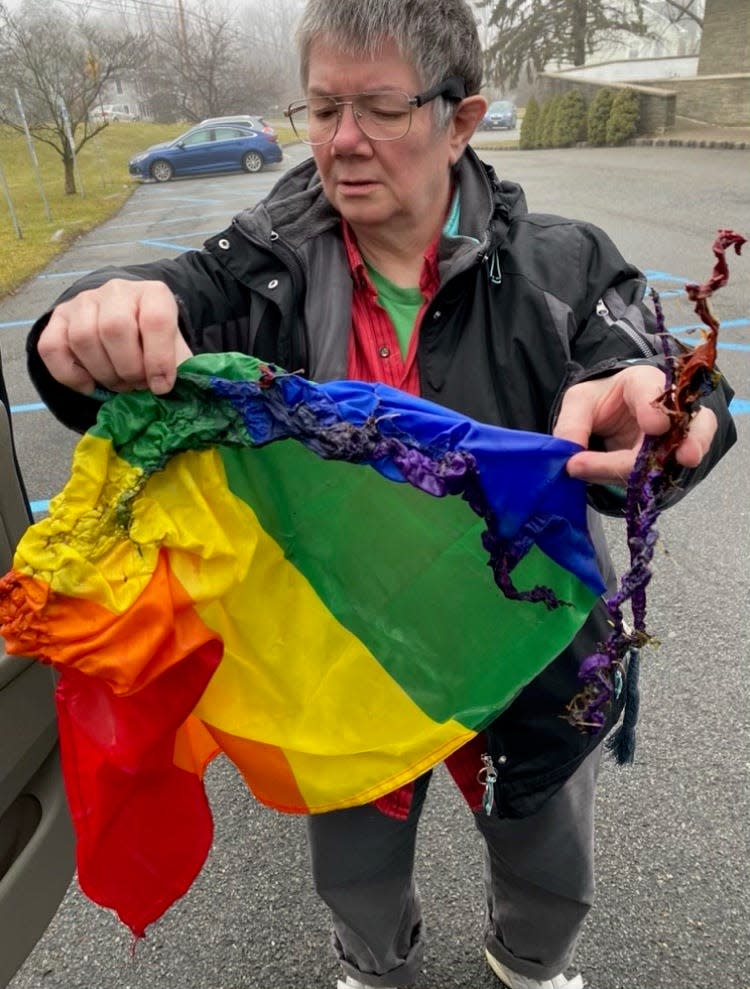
[342, 220, 486, 819]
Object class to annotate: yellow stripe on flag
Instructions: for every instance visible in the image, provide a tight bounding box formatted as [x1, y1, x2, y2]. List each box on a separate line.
[143, 448, 474, 811]
[14, 435, 155, 611]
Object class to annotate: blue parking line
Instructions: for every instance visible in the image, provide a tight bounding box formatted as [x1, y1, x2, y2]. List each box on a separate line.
[730, 399, 749, 415]
[672, 318, 749, 331]
[30, 500, 49, 514]
[712, 341, 750, 352]
[112, 202, 211, 218]
[149, 228, 217, 240]
[109, 211, 232, 232]
[162, 195, 222, 205]
[644, 270, 692, 283]
[674, 336, 750, 352]
[77, 228, 217, 250]
[673, 317, 750, 352]
[139, 239, 194, 253]
[10, 402, 46, 413]
[37, 269, 93, 280]
[0, 319, 34, 329]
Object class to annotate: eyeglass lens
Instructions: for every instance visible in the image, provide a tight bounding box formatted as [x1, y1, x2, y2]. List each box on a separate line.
[289, 93, 413, 144]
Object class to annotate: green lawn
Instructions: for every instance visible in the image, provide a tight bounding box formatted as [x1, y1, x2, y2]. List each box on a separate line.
[0, 119, 294, 298]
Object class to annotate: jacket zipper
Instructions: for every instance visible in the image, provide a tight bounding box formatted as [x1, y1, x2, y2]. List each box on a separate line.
[596, 297, 655, 359]
[233, 221, 309, 372]
[479, 753, 498, 816]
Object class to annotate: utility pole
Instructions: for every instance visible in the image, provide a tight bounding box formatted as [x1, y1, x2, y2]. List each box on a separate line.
[176, 0, 189, 69]
[15, 89, 51, 221]
[0, 164, 23, 239]
[175, 0, 191, 114]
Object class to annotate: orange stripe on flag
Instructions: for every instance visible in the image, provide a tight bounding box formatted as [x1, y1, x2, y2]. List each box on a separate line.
[0, 551, 221, 695]
[207, 725, 308, 813]
[173, 715, 221, 776]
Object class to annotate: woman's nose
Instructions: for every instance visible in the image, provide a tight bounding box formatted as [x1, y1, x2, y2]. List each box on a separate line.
[331, 102, 370, 152]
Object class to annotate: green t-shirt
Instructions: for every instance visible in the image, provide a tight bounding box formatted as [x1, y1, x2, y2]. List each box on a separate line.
[364, 263, 423, 359]
[364, 188, 463, 359]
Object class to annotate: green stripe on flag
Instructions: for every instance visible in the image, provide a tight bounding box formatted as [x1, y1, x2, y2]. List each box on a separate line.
[220, 441, 597, 730]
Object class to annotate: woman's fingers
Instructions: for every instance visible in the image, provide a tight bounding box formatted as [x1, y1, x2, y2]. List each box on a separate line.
[38, 280, 184, 395]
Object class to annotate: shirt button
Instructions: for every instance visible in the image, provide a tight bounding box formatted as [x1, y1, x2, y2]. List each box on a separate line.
[268, 279, 279, 289]
[433, 310, 442, 320]
[218, 238, 230, 249]
[378, 346, 390, 358]
[497, 755, 508, 765]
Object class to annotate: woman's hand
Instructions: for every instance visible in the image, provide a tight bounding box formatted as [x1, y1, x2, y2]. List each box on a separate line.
[38, 279, 193, 396]
[553, 365, 717, 485]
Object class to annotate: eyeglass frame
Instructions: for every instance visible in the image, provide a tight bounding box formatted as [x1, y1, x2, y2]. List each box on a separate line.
[284, 75, 467, 145]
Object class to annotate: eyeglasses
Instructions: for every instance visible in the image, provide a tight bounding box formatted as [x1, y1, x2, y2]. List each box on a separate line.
[284, 76, 466, 145]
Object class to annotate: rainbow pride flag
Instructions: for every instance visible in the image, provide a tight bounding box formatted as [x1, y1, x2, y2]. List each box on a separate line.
[0, 353, 604, 936]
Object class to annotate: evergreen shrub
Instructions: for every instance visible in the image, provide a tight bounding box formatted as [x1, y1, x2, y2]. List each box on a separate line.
[539, 95, 563, 147]
[519, 97, 540, 149]
[606, 88, 640, 145]
[587, 88, 614, 146]
[553, 90, 587, 147]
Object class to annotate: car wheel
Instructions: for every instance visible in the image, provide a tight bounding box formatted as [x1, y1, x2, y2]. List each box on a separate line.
[150, 159, 174, 183]
[242, 151, 263, 174]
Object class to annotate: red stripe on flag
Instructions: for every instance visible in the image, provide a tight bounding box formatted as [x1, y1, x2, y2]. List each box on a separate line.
[57, 636, 222, 938]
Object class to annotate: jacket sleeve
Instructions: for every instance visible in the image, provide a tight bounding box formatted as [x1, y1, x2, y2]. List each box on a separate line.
[26, 245, 257, 434]
[552, 222, 737, 515]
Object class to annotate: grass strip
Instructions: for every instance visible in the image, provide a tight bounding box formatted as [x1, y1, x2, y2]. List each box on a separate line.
[0, 120, 295, 299]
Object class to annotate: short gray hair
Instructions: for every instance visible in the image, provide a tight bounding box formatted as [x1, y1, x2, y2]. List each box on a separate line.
[296, 0, 483, 129]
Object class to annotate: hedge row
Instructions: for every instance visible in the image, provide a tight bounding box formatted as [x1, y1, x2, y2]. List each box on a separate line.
[519, 89, 640, 149]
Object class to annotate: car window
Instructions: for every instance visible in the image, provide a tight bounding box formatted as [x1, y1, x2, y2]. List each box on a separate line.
[181, 128, 213, 147]
[198, 116, 269, 130]
[490, 101, 513, 112]
[215, 127, 251, 140]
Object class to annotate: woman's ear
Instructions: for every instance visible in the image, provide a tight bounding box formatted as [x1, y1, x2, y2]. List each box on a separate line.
[448, 95, 488, 164]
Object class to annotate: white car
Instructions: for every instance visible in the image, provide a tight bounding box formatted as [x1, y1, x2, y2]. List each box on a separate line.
[199, 114, 277, 139]
[91, 103, 139, 122]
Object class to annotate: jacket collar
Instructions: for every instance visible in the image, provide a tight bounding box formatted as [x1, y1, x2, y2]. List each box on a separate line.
[230, 146, 527, 264]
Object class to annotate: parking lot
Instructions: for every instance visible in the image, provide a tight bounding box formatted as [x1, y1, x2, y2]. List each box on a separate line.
[2, 143, 748, 989]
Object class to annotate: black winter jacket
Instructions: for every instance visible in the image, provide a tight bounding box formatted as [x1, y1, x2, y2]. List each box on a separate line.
[28, 149, 736, 816]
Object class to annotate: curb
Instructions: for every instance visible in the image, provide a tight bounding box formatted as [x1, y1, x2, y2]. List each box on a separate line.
[628, 136, 749, 150]
[470, 143, 520, 152]
[472, 137, 749, 152]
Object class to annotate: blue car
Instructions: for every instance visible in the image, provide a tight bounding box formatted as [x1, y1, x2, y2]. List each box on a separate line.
[128, 121, 283, 182]
[480, 100, 517, 131]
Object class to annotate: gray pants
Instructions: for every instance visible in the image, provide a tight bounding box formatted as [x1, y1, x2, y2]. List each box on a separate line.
[307, 747, 601, 987]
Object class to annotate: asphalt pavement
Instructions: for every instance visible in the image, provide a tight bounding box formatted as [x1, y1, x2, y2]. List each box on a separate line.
[2, 143, 749, 989]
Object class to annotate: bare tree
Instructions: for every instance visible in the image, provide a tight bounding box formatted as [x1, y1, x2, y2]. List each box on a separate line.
[480, 0, 650, 90]
[238, 0, 304, 108]
[0, 0, 141, 195]
[661, 0, 704, 29]
[138, 0, 280, 123]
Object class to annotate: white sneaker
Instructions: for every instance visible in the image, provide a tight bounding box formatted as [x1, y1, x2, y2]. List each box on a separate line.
[485, 948, 584, 989]
[337, 977, 397, 989]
